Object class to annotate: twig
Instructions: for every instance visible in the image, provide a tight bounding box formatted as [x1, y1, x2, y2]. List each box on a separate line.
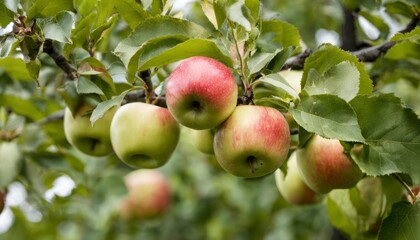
[353, 41, 396, 62]
[137, 70, 154, 103]
[43, 39, 78, 80]
[281, 49, 312, 70]
[393, 174, 416, 203]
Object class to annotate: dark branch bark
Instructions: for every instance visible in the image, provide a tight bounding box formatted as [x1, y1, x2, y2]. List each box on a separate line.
[281, 49, 312, 70]
[122, 90, 167, 107]
[43, 39, 78, 80]
[352, 41, 396, 62]
[341, 7, 359, 51]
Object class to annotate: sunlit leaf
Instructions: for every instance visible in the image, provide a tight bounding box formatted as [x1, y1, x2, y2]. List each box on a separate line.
[350, 94, 420, 185]
[290, 94, 365, 142]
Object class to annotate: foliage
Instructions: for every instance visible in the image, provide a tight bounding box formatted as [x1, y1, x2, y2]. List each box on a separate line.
[0, 0, 419, 239]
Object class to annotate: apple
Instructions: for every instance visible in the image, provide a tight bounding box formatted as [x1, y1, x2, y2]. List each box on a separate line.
[165, 56, 238, 130]
[64, 103, 117, 157]
[110, 102, 180, 168]
[191, 129, 215, 154]
[214, 105, 291, 178]
[296, 135, 364, 193]
[275, 152, 322, 205]
[0, 191, 5, 214]
[118, 170, 171, 220]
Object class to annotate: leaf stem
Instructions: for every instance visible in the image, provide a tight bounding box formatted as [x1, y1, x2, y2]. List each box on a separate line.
[228, 20, 248, 90]
[393, 174, 416, 203]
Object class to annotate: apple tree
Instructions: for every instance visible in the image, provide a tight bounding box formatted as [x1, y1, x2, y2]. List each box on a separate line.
[0, 0, 419, 239]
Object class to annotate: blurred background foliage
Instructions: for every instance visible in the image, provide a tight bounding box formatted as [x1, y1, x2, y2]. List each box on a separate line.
[0, 0, 419, 239]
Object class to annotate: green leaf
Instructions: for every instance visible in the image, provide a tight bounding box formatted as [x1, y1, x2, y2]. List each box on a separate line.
[303, 61, 360, 102]
[266, 46, 299, 73]
[290, 94, 365, 142]
[0, 2, 15, 27]
[385, 1, 414, 19]
[138, 39, 233, 71]
[253, 73, 299, 100]
[385, 41, 420, 60]
[391, 27, 420, 42]
[114, 16, 210, 82]
[327, 177, 390, 240]
[302, 44, 373, 96]
[0, 57, 32, 81]
[37, 11, 75, 43]
[200, 0, 226, 30]
[350, 94, 420, 184]
[0, 35, 18, 58]
[0, 142, 22, 188]
[259, 20, 301, 51]
[76, 76, 105, 95]
[227, 0, 252, 31]
[379, 201, 420, 240]
[77, 57, 116, 95]
[90, 91, 130, 124]
[114, 0, 150, 29]
[248, 50, 280, 75]
[27, 0, 74, 19]
[25, 59, 41, 87]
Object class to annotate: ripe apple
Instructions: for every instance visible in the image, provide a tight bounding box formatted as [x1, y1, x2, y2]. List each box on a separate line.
[296, 135, 364, 193]
[191, 129, 215, 154]
[118, 170, 171, 220]
[110, 102, 180, 168]
[214, 105, 291, 178]
[0, 191, 5, 214]
[64, 103, 117, 157]
[166, 56, 238, 130]
[275, 152, 322, 205]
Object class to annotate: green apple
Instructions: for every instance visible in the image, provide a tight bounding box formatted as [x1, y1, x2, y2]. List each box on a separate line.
[214, 105, 291, 178]
[64, 103, 117, 157]
[166, 56, 238, 130]
[191, 129, 215, 154]
[110, 102, 180, 168]
[0, 191, 5, 214]
[118, 170, 171, 220]
[275, 152, 322, 205]
[297, 135, 364, 193]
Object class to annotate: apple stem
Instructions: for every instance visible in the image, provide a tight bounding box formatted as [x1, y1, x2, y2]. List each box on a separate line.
[247, 156, 256, 174]
[90, 139, 98, 151]
[393, 174, 416, 203]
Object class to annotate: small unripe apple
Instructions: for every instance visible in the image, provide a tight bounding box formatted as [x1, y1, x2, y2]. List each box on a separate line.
[118, 170, 171, 220]
[275, 152, 322, 205]
[64, 103, 117, 157]
[191, 129, 215, 154]
[0, 191, 5, 214]
[110, 102, 180, 168]
[297, 135, 364, 193]
[166, 56, 238, 130]
[214, 105, 291, 178]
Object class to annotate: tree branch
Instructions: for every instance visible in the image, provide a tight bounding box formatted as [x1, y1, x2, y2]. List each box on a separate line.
[43, 39, 78, 80]
[341, 6, 359, 51]
[281, 49, 312, 70]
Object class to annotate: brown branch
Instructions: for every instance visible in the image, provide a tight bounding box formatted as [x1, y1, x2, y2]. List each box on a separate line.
[43, 39, 78, 80]
[281, 49, 312, 70]
[341, 6, 359, 51]
[122, 90, 167, 107]
[281, 15, 419, 70]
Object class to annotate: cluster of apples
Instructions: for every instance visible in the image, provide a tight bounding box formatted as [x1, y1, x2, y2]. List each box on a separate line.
[63, 56, 291, 179]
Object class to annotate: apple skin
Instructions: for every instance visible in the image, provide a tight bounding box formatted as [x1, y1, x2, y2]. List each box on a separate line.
[275, 152, 322, 205]
[166, 56, 238, 130]
[118, 170, 171, 220]
[110, 102, 180, 168]
[214, 105, 291, 178]
[0, 191, 5, 214]
[191, 129, 215, 154]
[296, 135, 364, 193]
[64, 103, 117, 157]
